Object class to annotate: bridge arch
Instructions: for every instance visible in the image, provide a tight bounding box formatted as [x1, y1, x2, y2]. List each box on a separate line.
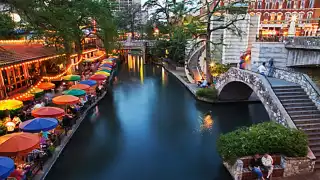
[215, 68, 296, 128]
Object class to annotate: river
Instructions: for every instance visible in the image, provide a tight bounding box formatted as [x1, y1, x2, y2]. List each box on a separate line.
[46, 55, 269, 180]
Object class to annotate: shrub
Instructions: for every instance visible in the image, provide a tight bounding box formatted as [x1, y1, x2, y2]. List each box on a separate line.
[217, 122, 308, 164]
[196, 87, 218, 100]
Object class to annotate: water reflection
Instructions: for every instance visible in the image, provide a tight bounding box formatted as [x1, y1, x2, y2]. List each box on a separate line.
[46, 55, 269, 180]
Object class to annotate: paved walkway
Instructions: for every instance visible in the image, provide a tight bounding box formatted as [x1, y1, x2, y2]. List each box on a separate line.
[273, 172, 320, 180]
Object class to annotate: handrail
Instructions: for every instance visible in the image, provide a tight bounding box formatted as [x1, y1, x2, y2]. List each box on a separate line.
[269, 66, 320, 102]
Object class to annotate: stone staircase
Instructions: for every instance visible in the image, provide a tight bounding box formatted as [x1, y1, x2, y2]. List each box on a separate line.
[188, 45, 205, 82]
[273, 85, 320, 170]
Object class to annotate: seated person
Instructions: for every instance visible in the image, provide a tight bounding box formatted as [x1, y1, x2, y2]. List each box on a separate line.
[197, 78, 204, 86]
[200, 79, 208, 88]
[262, 153, 273, 180]
[9, 165, 25, 180]
[250, 154, 264, 180]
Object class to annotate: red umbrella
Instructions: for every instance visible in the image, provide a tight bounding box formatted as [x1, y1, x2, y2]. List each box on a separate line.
[0, 133, 40, 156]
[52, 95, 79, 105]
[32, 107, 65, 118]
[90, 74, 107, 81]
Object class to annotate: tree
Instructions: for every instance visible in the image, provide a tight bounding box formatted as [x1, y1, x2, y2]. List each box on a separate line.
[197, 0, 248, 81]
[0, 13, 16, 39]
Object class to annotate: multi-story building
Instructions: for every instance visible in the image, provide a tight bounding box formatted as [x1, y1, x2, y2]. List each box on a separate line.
[248, 0, 320, 37]
[115, 0, 141, 11]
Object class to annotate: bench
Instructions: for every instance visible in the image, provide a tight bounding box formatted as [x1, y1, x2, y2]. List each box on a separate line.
[241, 155, 284, 180]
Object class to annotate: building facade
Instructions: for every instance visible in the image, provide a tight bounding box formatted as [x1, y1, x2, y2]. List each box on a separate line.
[248, 0, 320, 36]
[115, 0, 141, 11]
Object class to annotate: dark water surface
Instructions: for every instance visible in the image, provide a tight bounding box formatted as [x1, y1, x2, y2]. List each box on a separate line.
[46, 55, 269, 180]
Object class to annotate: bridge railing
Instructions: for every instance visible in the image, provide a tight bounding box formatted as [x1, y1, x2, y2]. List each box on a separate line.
[284, 37, 320, 50]
[268, 66, 320, 110]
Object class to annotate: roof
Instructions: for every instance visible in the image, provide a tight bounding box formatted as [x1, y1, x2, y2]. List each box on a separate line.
[0, 44, 58, 66]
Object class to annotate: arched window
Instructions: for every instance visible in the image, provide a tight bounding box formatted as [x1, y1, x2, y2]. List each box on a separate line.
[285, 12, 291, 21]
[293, 0, 298, 9]
[265, 0, 271, 9]
[278, 0, 283, 9]
[286, 0, 292, 9]
[263, 12, 270, 22]
[270, 12, 276, 22]
[300, 0, 305, 9]
[271, 0, 277, 9]
[257, 0, 262, 9]
[277, 12, 283, 23]
[298, 12, 304, 24]
[309, 0, 315, 8]
[306, 11, 313, 23]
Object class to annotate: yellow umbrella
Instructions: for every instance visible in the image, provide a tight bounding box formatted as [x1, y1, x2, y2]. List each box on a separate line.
[0, 100, 23, 111]
[95, 71, 110, 76]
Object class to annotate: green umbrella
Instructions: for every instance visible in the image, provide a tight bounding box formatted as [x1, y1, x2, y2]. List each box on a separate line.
[62, 89, 86, 97]
[30, 88, 44, 98]
[99, 69, 111, 73]
[63, 75, 81, 81]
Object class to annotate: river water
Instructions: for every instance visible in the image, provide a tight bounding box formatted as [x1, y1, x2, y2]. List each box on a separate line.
[46, 55, 269, 180]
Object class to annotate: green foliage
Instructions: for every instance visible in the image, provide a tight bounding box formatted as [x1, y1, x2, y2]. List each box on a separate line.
[217, 122, 308, 164]
[210, 62, 231, 77]
[0, 122, 7, 136]
[0, 13, 16, 39]
[167, 27, 187, 63]
[196, 87, 218, 100]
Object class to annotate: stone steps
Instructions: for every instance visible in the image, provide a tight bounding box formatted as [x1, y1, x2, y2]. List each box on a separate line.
[273, 85, 320, 170]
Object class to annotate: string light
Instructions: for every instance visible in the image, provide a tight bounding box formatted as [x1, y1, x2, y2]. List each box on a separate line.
[10, 49, 105, 100]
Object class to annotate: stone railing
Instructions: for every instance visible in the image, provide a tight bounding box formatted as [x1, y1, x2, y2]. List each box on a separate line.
[284, 37, 320, 50]
[270, 67, 320, 110]
[216, 68, 295, 127]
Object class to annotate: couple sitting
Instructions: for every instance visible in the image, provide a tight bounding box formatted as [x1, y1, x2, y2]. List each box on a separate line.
[197, 78, 211, 88]
[251, 153, 273, 180]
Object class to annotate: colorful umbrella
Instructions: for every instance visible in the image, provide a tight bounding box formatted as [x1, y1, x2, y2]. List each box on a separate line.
[99, 67, 112, 71]
[95, 71, 110, 76]
[100, 64, 113, 68]
[90, 74, 107, 81]
[30, 88, 44, 97]
[19, 118, 58, 133]
[70, 84, 90, 91]
[52, 95, 79, 105]
[62, 89, 86, 97]
[0, 133, 40, 156]
[0, 157, 14, 179]
[0, 100, 23, 111]
[63, 75, 81, 81]
[99, 69, 112, 73]
[32, 107, 65, 118]
[38, 82, 55, 90]
[12, 93, 34, 101]
[79, 80, 97, 87]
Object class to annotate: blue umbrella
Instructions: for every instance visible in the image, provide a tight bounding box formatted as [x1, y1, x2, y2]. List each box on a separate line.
[0, 156, 14, 179]
[79, 80, 97, 87]
[19, 118, 58, 133]
[100, 64, 112, 68]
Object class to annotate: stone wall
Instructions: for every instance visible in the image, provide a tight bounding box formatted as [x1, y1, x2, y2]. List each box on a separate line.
[283, 157, 315, 177]
[287, 49, 320, 66]
[223, 160, 243, 180]
[251, 42, 288, 70]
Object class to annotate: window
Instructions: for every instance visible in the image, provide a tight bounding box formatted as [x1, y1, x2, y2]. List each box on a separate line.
[278, 0, 283, 9]
[277, 13, 283, 23]
[306, 11, 313, 23]
[293, 0, 298, 9]
[257, 0, 262, 9]
[298, 12, 304, 23]
[250, 0, 255, 8]
[309, 0, 315, 8]
[300, 0, 305, 9]
[270, 12, 276, 22]
[271, 0, 277, 9]
[263, 12, 269, 22]
[265, 0, 271, 9]
[285, 13, 291, 21]
[286, 0, 292, 8]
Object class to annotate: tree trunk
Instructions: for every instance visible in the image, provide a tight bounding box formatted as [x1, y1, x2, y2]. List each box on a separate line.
[206, 31, 213, 83]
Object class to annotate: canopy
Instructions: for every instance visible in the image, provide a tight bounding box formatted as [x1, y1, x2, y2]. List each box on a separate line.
[12, 93, 34, 101]
[100, 64, 113, 68]
[102, 61, 113, 65]
[62, 89, 86, 97]
[70, 84, 90, 91]
[0, 100, 23, 111]
[52, 95, 79, 105]
[19, 118, 58, 133]
[38, 82, 55, 90]
[95, 71, 110, 76]
[32, 107, 65, 118]
[0, 133, 40, 156]
[63, 75, 81, 81]
[0, 157, 14, 179]
[99, 69, 111, 73]
[79, 80, 97, 87]
[90, 74, 107, 81]
[30, 88, 44, 97]
[99, 67, 112, 71]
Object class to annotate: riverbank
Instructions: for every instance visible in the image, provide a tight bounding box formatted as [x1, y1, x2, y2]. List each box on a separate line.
[33, 61, 118, 180]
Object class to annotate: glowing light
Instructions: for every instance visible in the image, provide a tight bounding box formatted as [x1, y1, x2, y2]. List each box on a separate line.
[10, 13, 21, 22]
[291, 15, 297, 22]
[210, 62, 215, 67]
[5, 121, 15, 132]
[140, 57, 144, 84]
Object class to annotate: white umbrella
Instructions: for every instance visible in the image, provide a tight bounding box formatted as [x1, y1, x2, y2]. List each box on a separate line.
[288, 16, 296, 37]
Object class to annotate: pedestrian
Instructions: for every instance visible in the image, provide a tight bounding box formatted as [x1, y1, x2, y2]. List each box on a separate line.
[258, 62, 267, 76]
[262, 153, 273, 180]
[268, 58, 274, 77]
